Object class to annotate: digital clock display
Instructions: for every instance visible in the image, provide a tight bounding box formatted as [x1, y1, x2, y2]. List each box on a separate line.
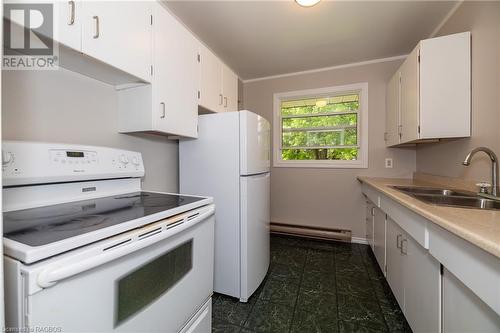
[66, 151, 85, 158]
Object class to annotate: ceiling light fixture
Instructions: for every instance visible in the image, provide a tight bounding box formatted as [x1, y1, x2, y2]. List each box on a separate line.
[295, 0, 321, 7]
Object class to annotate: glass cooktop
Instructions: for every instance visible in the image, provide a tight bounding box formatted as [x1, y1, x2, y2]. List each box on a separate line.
[3, 192, 205, 247]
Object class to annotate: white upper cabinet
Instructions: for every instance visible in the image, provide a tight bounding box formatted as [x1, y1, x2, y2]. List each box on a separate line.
[152, 2, 199, 137]
[385, 32, 471, 146]
[400, 45, 420, 143]
[385, 71, 400, 146]
[198, 43, 239, 113]
[36, 0, 152, 85]
[222, 64, 239, 111]
[117, 2, 198, 138]
[81, 1, 152, 82]
[55, 0, 82, 50]
[199, 45, 224, 112]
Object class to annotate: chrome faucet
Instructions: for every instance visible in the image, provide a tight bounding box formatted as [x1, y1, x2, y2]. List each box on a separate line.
[462, 147, 499, 197]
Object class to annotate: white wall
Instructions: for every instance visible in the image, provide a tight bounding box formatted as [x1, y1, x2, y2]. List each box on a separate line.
[2, 68, 179, 193]
[243, 60, 416, 238]
[416, 2, 500, 181]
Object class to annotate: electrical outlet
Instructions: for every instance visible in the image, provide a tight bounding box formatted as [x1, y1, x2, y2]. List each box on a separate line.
[385, 158, 393, 168]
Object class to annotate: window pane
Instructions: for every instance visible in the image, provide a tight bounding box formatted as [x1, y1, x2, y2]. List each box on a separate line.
[282, 114, 357, 129]
[281, 148, 358, 161]
[281, 94, 359, 116]
[282, 128, 357, 148]
[116, 240, 193, 326]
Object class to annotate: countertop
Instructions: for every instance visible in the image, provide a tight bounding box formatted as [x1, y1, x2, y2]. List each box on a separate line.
[358, 177, 500, 259]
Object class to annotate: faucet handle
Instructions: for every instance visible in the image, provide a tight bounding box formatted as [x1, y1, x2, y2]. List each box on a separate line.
[476, 182, 492, 194]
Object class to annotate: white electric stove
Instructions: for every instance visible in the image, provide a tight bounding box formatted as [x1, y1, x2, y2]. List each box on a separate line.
[2, 141, 215, 333]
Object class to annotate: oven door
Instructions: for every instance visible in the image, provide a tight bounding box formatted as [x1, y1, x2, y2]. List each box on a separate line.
[19, 206, 215, 333]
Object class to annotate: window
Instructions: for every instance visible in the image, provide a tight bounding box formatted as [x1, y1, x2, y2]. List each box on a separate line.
[273, 83, 368, 168]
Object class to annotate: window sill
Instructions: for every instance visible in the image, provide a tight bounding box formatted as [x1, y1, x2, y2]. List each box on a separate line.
[273, 160, 368, 169]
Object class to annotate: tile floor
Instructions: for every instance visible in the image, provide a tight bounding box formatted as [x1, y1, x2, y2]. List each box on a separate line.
[212, 235, 412, 333]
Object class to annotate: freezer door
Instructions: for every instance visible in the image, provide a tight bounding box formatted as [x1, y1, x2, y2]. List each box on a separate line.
[240, 172, 270, 301]
[240, 111, 271, 175]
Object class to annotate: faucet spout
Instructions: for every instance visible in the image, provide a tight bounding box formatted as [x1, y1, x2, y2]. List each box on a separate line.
[462, 147, 499, 196]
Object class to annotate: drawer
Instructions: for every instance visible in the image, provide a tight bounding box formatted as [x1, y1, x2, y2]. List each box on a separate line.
[379, 193, 428, 249]
[429, 223, 500, 317]
[362, 183, 380, 207]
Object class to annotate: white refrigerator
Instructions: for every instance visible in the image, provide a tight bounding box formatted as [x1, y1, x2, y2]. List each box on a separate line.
[179, 110, 270, 302]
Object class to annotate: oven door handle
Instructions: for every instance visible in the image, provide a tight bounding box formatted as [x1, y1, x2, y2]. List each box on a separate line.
[37, 206, 215, 288]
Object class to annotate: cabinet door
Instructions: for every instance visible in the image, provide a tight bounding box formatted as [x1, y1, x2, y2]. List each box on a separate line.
[81, 1, 152, 82]
[403, 233, 440, 333]
[373, 207, 386, 274]
[386, 217, 405, 309]
[365, 201, 374, 250]
[400, 45, 419, 143]
[222, 64, 238, 111]
[443, 268, 500, 333]
[385, 71, 400, 146]
[199, 44, 223, 112]
[152, 3, 198, 138]
[55, 0, 82, 50]
[419, 32, 471, 139]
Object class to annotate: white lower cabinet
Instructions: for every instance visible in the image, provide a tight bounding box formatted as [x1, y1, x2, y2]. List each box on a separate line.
[365, 201, 374, 250]
[373, 207, 386, 274]
[386, 217, 440, 332]
[443, 268, 500, 333]
[403, 228, 440, 333]
[364, 189, 500, 333]
[386, 217, 405, 309]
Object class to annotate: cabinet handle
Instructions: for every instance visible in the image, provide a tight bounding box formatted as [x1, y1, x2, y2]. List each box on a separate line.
[396, 234, 402, 249]
[93, 16, 100, 39]
[68, 1, 75, 25]
[224, 96, 228, 108]
[160, 102, 165, 118]
[219, 94, 223, 106]
[401, 239, 408, 255]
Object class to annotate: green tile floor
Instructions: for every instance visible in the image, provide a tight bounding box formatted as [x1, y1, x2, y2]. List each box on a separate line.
[212, 235, 412, 333]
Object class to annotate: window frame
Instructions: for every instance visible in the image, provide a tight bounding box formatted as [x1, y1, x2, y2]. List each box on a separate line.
[273, 82, 369, 169]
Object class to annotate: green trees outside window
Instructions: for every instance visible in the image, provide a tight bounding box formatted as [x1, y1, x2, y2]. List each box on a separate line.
[280, 94, 360, 161]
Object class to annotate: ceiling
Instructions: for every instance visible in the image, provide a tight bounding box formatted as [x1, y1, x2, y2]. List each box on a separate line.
[165, 1, 458, 80]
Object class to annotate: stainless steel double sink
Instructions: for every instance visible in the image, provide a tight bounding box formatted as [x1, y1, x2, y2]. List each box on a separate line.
[390, 186, 500, 211]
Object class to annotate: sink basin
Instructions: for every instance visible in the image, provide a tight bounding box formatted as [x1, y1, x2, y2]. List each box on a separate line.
[390, 186, 500, 210]
[390, 186, 475, 197]
[412, 194, 500, 210]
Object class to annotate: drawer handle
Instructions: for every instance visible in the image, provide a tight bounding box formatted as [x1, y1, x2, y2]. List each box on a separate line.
[401, 239, 408, 255]
[224, 96, 228, 108]
[219, 94, 223, 106]
[396, 234, 402, 249]
[93, 16, 100, 39]
[160, 102, 166, 118]
[68, 1, 75, 25]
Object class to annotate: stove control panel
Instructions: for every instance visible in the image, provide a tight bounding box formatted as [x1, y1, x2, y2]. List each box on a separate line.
[2, 141, 145, 186]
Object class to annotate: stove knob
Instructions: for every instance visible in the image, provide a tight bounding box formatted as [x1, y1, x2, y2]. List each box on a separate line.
[2, 151, 13, 166]
[131, 156, 140, 165]
[119, 154, 128, 164]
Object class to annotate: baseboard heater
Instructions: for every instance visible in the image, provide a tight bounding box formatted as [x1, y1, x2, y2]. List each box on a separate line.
[270, 222, 352, 242]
